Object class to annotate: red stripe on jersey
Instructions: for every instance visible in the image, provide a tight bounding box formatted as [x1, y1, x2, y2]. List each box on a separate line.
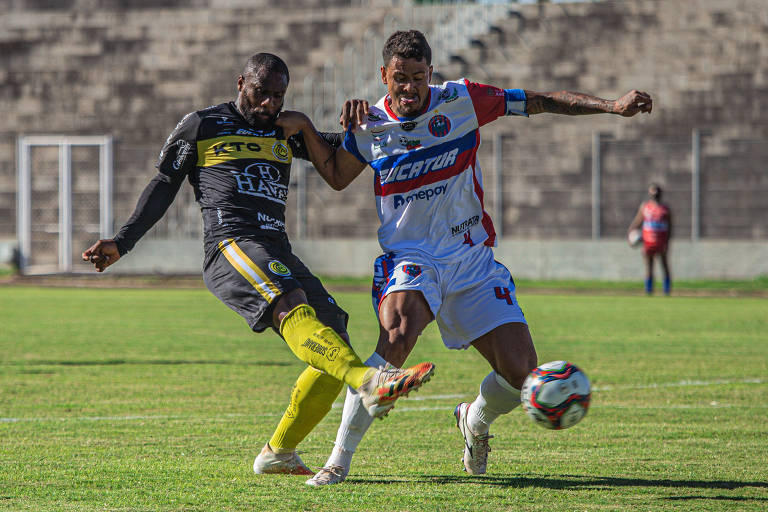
[375, 146, 476, 196]
[469, 131, 496, 246]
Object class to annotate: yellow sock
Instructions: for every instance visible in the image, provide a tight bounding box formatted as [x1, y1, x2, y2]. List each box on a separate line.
[270, 366, 344, 454]
[279, 304, 373, 389]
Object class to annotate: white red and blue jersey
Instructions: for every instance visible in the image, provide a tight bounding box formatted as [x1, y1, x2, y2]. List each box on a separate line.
[641, 200, 670, 248]
[343, 79, 527, 261]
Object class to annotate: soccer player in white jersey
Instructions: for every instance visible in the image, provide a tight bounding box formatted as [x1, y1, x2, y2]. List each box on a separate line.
[289, 30, 652, 485]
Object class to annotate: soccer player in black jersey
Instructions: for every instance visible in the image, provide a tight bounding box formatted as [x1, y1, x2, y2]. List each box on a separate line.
[82, 53, 434, 476]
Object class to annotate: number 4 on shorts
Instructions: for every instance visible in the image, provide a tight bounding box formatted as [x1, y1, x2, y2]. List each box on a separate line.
[494, 286, 514, 305]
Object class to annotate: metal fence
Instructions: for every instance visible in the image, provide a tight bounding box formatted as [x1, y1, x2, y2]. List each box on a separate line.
[116, 128, 767, 245]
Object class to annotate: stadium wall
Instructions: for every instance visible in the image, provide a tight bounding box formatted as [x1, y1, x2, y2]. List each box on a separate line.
[2, 0, 766, 278]
[71, 238, 768, 281]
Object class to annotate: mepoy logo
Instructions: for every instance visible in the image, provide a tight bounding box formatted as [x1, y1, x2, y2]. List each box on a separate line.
[393, 184, 447, 209]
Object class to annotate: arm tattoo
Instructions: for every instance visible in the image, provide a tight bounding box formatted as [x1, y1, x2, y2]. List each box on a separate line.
[527, 91, 615, 115]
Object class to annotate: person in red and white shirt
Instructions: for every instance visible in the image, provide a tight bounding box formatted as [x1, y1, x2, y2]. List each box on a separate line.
[283, 29, 652, 485]
[628, 183, 672, 295]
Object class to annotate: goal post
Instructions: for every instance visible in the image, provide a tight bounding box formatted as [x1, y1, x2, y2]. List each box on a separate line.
[17, 135, 113, 274]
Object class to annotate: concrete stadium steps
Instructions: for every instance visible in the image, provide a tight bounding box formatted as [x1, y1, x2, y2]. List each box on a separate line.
[445, 0, 768, 240]
[1, 0, 766, 247]
[1, 0, 393, 244]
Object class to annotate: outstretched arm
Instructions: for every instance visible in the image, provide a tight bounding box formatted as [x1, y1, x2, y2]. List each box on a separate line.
[277, 110, 367, 190]
[82, 175, 185, 271]
[525, 89, 652, 117]
[83, 112, 198, 272]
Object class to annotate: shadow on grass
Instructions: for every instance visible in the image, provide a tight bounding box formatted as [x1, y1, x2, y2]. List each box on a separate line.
[664, 495, 767, 502]
[353, 474, 768, 494]
[5, 359, 293, 367]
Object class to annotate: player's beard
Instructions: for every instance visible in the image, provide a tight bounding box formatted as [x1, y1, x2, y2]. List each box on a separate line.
[237, 96, 282, 128]
[243, 108, 280, 128]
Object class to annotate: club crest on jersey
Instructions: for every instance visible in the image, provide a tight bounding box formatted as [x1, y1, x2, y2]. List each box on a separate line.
[402, 264, 422, 278]
[268, 260, 291, 276]
[428, 115, 451, 137]
[400, 121, 417, 131]
[438, 88, 459, 103]
[368, 113, 384, 122]
[272, 142, 289, 161]
[399, 135, 421, 150]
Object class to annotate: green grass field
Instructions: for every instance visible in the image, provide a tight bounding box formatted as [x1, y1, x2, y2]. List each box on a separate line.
[1, 285, 766, 511]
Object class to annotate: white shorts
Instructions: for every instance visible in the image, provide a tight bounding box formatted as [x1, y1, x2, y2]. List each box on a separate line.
[371, 245, 526, 349]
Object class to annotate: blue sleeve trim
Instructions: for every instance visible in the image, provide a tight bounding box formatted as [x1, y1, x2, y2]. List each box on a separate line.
[504, 88, 528, 117]
[342, 129, 368, 164]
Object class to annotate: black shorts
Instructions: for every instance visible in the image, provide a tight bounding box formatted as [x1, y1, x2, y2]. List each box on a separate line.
[203, 236, 348, 334]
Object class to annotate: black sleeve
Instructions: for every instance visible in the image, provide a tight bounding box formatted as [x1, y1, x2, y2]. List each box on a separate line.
[288, 131, 343, 161]
[113, 111, 200, 256]
[112, 176, 185, 256]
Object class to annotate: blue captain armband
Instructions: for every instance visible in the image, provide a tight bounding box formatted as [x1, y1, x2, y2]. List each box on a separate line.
[504, 88, 528, 117]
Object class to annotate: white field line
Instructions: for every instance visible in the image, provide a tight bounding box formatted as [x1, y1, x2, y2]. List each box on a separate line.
[592, 377, 765, 391]
[1, 378, 764, 424]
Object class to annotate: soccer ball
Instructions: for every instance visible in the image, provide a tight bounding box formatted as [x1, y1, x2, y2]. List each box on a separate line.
[627, 228, 642, 247]
[520, 361, 591, 430]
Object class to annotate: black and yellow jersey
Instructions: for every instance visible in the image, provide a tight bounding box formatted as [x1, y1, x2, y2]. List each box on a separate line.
[113, 102, 340, 254]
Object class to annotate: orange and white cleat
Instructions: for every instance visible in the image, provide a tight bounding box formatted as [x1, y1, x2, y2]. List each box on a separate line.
[356, 362, 436, 419]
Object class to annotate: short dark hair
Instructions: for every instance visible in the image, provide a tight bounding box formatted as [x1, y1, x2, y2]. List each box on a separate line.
[649, 183, 662, 200]
[382, 30, 432, 66]
[243, 53, 289, 83]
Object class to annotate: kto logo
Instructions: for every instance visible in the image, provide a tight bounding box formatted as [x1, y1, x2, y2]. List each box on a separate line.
[392, 184, 447, 209]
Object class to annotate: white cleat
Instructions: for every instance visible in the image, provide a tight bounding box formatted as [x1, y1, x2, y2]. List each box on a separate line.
[454, 402, 493, 475]
[305, 465, 348, 487]
[253, 443, 313, 475]
[356, 362, 435, 419]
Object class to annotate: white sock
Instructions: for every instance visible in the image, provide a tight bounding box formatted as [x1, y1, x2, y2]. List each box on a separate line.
[467, 371, 521, 435]
[324, 352, 390, 472]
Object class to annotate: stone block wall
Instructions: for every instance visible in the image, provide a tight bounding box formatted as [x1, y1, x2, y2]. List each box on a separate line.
[1, 0, 766, 252]
[461, 0, 767, 239]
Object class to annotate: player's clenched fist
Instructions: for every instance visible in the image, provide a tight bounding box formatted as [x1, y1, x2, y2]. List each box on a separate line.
[614, 90, 653, 116]
[82, 239, 121, 272]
